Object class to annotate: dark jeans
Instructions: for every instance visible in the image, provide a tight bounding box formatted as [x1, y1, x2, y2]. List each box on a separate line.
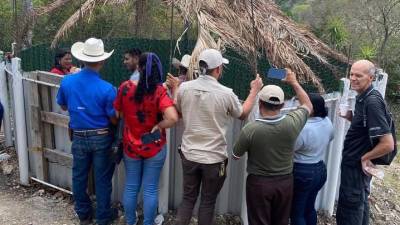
[290, 161, 327, 225]
[0, 102, 3, 129]
[246, 174, 293, 225]
[336, 163, 371, 225]
[176, 151, 227, 225]
[71, 132, 115, 225]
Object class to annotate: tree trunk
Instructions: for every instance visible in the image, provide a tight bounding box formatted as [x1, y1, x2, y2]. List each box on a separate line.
[134, 0, 147, 37]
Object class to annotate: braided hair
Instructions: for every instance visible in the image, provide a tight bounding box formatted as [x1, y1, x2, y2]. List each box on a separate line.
[134, 52, 164, 103]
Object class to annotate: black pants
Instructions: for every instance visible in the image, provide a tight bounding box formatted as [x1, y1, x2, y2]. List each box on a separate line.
[176, 151, 227, 225]
[246, 174, 293, 225]
[336, 163, 372, 225]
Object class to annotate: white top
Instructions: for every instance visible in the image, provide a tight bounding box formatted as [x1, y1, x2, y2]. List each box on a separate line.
[130, 70, 140, 81]
[294, 117, 334, 164]
[177, 75, 243, 164]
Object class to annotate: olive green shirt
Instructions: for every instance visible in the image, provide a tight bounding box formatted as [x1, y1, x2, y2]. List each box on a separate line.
[233, 108, 308, 176]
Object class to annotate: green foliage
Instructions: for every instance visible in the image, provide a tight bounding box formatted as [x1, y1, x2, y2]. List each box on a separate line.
[356, 45, 377, 60]
[290, 3, 311, 21]
[0, 0, 14, 51]
[324, 17, 348, 49]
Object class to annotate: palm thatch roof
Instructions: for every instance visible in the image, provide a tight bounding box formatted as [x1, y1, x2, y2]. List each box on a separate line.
[38, 0, 347, 91]
[165, 0, 348, 92]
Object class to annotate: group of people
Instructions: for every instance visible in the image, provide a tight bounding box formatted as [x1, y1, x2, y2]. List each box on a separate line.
[54, 37, 395, 225]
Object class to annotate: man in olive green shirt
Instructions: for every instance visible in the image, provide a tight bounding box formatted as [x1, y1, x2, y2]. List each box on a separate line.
[233, 69, 312, 225]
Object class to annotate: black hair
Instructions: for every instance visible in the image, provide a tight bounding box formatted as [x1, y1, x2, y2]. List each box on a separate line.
[179, 66, 188, 76]
[54, 48, 71, 70]
[135, 52, 163, 103]
[125, 48, 142, 57]
[199, 60, 215, 75]
[308, 93, 328, 118]
[259, 98, 284, 111]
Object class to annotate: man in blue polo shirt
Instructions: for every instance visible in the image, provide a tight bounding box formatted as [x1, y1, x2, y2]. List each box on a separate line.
[57, 38, 117, 225]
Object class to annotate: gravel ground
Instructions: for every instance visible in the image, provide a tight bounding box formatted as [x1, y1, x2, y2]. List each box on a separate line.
[0, 139, 399, 225]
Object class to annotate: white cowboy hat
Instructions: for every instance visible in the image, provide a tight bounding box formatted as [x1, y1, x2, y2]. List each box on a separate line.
[71, 38, 114, 62]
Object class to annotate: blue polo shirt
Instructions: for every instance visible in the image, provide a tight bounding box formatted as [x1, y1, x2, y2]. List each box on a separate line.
[56, 68, 116, 130]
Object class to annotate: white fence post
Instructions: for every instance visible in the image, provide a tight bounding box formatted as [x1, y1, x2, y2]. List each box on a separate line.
[11, 57, 29, 185]
[318, 78, 351, 215]
[0, 61, 13, 146]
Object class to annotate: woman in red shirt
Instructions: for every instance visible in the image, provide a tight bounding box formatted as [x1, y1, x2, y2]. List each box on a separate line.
[50, 48, 79, 75]
[114, 52, 178, 225]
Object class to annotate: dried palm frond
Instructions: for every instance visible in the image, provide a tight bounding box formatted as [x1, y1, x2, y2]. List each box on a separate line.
[50, 0, 100, 48]
[35, 0, 74, 16]
[49, 0, 127, 48]
[164, 0, 348, 92]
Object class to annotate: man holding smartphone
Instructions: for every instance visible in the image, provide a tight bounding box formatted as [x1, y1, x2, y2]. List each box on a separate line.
[233, 69, 313, 225]
[175, 49, 263, 225]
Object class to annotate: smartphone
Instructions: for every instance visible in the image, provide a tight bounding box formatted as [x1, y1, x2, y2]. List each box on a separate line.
[141, 130, 162, 144]
[266, 68, 287, 80]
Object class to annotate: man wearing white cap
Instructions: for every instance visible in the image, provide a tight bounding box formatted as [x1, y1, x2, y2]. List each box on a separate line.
[57, 38, 117, 225]
[233, 69, 312, 225]
[175, 48, 263, 225]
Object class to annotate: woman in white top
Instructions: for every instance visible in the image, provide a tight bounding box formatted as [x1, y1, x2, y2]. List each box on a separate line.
[290, 93, 334, 225]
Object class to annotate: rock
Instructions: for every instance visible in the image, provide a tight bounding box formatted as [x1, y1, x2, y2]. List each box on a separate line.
[395, 204, 400, 212]
[34, 189, 45, 196]
[2, 163, 13, 175]
[374, 204, 383, 215]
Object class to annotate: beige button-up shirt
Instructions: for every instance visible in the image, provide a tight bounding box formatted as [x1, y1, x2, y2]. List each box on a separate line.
[176, 75, 243, 164]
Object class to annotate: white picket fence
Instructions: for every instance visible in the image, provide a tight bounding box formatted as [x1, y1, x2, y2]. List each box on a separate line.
[0, 57, 389, 223]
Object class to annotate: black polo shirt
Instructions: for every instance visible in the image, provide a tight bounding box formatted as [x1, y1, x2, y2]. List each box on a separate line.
[342, 85, 391, 166]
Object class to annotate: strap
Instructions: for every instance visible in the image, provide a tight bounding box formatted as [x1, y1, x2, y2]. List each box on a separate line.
[362, 89, 393, 130]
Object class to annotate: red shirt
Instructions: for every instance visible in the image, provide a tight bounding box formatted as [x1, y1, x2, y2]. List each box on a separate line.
[50, 67, 70, 75]
[114, 81, 174, 159]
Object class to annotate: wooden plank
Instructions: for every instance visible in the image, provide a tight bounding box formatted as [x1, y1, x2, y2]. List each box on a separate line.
[28, 71, 48, 181]
[40, 111, 69, 128]
[37, 71, 63, 85]
[40, 85, 56, 151]
[43, 148, 73, 168]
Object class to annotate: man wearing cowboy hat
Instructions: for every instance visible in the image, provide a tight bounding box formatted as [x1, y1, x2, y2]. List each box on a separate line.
[57, 37, 118, 225]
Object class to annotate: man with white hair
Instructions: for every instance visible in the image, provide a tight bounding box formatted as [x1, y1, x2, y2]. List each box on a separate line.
[57, 38, 118, 225]
[337, 60, 395, 225]
[175, 49, 263, 225]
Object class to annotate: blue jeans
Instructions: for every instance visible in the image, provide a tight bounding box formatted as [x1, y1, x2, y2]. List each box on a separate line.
[123, 147, 167, 225]
[290, 161, 327, 225]
[71, 132, 115, 225]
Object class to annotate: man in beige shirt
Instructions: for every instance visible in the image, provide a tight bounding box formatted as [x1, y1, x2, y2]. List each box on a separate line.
[175, 49, 263, 225]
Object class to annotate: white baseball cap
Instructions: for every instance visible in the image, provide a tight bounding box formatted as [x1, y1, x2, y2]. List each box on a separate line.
[259, 85, 285, 105]
[198, 49, 229, 69]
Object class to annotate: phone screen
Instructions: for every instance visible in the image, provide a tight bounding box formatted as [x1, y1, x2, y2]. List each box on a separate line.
[266, 68, 287, 80]
[141, 130, 162, 144]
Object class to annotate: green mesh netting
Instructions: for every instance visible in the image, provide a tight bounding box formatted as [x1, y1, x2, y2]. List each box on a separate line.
[20, 38, 348, 99]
